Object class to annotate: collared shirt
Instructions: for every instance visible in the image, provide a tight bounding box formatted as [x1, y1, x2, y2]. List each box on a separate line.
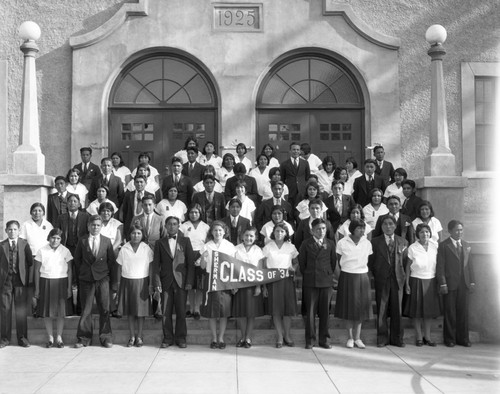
[117, 242, 153, 279]
[35, 244, 72, 279]
[451, 238, 462, 248]
[69, 210, 78, 220]
[89, 234, 100, 255]
[273, 197, 281, 206]
[20, 219, 54, 256]
[365, 174, 374, 182]
[58, 191, 68, 198]
[205, 191, 214, 203]
[168, 234, 177, 255]
[384, 234, 394, 245]
[408, 241, 438, 279]
[313, 236, 324, 248]
[336, 236, 372, 273]
[378, 160, 384, 168]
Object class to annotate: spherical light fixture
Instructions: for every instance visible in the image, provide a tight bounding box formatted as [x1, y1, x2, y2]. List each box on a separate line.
[425, 24, 447, 45]
[18, 21, 41, 41]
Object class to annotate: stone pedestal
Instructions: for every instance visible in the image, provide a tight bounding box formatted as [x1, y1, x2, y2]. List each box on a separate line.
[416, 176, 468, 233]
[0, 174, 53, 226]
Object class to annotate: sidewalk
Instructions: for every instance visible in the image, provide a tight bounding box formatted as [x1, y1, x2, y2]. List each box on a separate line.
[0, 342, 498, 393]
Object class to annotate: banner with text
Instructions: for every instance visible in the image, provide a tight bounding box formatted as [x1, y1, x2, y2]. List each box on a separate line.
[209, 251, 290, 292]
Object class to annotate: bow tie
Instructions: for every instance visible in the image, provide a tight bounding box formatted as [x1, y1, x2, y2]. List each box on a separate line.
[168, 235, 177, 240]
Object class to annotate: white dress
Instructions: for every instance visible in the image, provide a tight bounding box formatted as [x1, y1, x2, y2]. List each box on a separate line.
[337, 219, 373, 238]
[316, 169, 334, 195]
[260, 221, 294, 244]
[199, 155, 223, 170]
[100, 218, 122, 248]
[249, 167, 271, 198]
[306, 153, 322, 173]
[412, 217, 443, 245]
[345, 170, 362, 195]
[384, 183, 405, 201]
[113, 166, 132, 185]
[66, 183, 89, 207]
[20, 219, 53, 256]
[363, 203, 389, 229]
[156, 199, 188, 222]
[216, 167, 234, 187]
[179, 221, 210, 251]
[235, 156, 253, 173]
[268, 157, 280, 169]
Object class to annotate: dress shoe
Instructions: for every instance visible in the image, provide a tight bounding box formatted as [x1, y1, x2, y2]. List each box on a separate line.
[210, 341, 218, 349]
[283, 338, 295, 347]
[186, 310, 192, 318]
[74, 340, 84, 348]
[423, 337, 437, 347]
[236, 339, 245, 348]
[458, 341, 472, 347]
[445, 342, 455, 347]
[18, 337, 30, 348]
[161, 340, 174, 348]
[135, 337, 144, 348]
[244, 339, 252, 349]
[354, 339, 365, 349]
[346, 339, 354, 348]
[0, 339, 9, 348]
[276, 342, 283, 349]
[416, 339, 424, 347]
[127, 338, 135, 347]
[46, 341, 54, 348]
[318, 342, 332, 349]
[193, 312, 201, 320]
[377, 342, 388, 348]
[56, 340, 64, 349]
[395, 342, 406, 348]
[111, 311, 122, 319]
[176, 342, 187, 348]
[218, 341, 226, 349]
[304, 343, 313, 349]
[101, 339, 113, 348]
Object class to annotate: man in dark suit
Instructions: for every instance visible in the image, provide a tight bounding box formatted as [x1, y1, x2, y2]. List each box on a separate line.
[299, 218, 336, 349]
[0, 221, 33, 348]
[222, 198, 251, 246]
[280, 142, 310, 206]
[191, 175, 226, 225]
[162, 157, 193, 206]
[74, 215, 116, 348]
[131, 194, 164, 248]
[294, 199, 335, 250]
[374, 145, 395, 184]
[56, 194, 89, 315]
[89, 157, 124, 208]
[72, 146, 101, 190]
[47, 176, 75, 226]
[352, 159, 387, 207]
[373, 195, 415, 245]
[437, 220, 475, 347]
[121, 175, 149, 237]
[254, 181, 293, 231]
[368, 216, 408, 347]
[152, 216, 195, 348]
[182, 147, 205, 183]
[324, 180, 356, 233]
[224, 163, 260, 206]
[400, 180, 423, 221]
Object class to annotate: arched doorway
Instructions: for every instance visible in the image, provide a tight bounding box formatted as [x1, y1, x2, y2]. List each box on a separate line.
[109, 52, 218, 176]
[257, 52, 365, 165]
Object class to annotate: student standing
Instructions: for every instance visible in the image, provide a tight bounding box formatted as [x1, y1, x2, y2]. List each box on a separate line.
[72, 146, 101, 190]
[352, 159, 387, 207]
[47, 176, 74, 227]
[280, 142, 311, 206]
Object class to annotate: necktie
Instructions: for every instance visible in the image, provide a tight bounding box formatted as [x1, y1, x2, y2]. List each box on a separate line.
[92, 236, 97, 256]
[207, 193, 213, 203]
[145, 214, 150, 235]
[71, 212, 77, 220]
[189, 163, 194, 175]
[136, 193, 143, 215]
[335, 197, 341, 212]
[175, 175, 179, 186]
[232, 217, 237, 228]
[168, 234, 177, 240]
[456, 240, 462, 256]
[388, 237, 395, 254]
[294, 159, 298, 169]
[275, 198, 280, 206]
[10, 240, 17, 274]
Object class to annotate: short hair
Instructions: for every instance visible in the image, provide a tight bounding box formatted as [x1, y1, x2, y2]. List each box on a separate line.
[401, 179, 416, 189]
[165, 216, 180, 226]
[270, 222, 291, 242]
[415, 223, 433, 238]
[183, 136, 198, 150]
[208, 220, 229, 240]
[186, 146, 199, 155]
[349, 218, 366, 234]
[141, 193, 155, 203]
[129, 222, 146, 241]
[47, 228, 63, 241]
[5, 220, 20, 229]
[300, 143, 311, 155]
[311, 218, 326, 229]
[67, 194, 80, 202]
[80, 147, 92, 154]
[333, 166, 348, 181]
[368, 187, 384, 200]
[304, 181, 319, 199]
[381, 216, 397, 226]
[307, 174, 319, 182]
[233, 162, 246, 174]
[110, 152, 125, 167]
[417, 200, 435, 219]
[331, 179, 345, 189]
[261, 143, 275, 157]
[270, 180, 284, 189]
[394, 168, 408, 179]
[136, 163, 151, 177]
[166, 184, 178, 192]
[364, 158, 377, 166]
[30, 202, 46, 215]
[271, 205, 285, 215]
[348, 204, 365, 220]
[386, 195, 401, 204]
[236, 143, 247, 154]
[138, 152, 151, 162]
[202, 141, 216, 155]
[222, 153, 235, 168]
[88, 214, 102, 224]
[171, 156, 182, 165]
[448, 219, 463, 231]
[373, 145, 384, 153]
[100, 157, 112, 165]
[308, 198, 323, 208]
[235, 180, 247, 190]
[256, 153, 270, 166]
[202, 174, 216, 183]
[98, 202, 115, 214]
[322, 155, 336, 169]
[345, 157, 358, 169]
[96, 185, 110, 195]
[54, 175, 67, 184]
[228, 197, 242, 208]
[289, 141, 300, 150]
[187, 203, 203, 217]
[203, 164, 216, 175]
[67, 167, 81, 178]
[243, 226, 258, 237]
[134, 174, 147, 183]
[268, 167, 281, 180]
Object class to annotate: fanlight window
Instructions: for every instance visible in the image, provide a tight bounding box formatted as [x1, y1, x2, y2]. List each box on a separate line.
[260, 57, 361, 105]
[112, 56, 215, 106]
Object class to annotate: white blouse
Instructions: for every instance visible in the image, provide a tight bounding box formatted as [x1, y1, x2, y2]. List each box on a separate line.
[100, 218, 122, 247]
[235, 244, 264, 267]
[408, 241, 438, 279]
[113, 166, 132, 185]
[199, 155, 223, 170]
[20, 219, 53, 256]
[200, 239, 237, 271]
[260, 221, 294, 245]
[412, 217, 443, 244]
[66, 183, 89, 207]
[337, 219, 373, 238]
[249, 167, 271, 198]
[157, 199, 188, 222]
[131, 165, 160, 180]
[268, 157, 280, 169]
[316, 169, 334, 195]
[235, 156, 253, 173]
[363, 203, 389, 229]
[117, 242, 153, 279]
[345, 169, 362, 195]
[179, 221, 210, 251]
[87, 199, 118, 216]
[384, 183, 405, 201]
[336, 236, 372, 274]
[262, 241, 298, 269]
[216, 167, 234, 187]
[295, 199, 328, 220]
[35, 244, 72, 279]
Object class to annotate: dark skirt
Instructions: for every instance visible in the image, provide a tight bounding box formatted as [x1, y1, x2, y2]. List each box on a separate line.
[200, 271, 232, 318]
[334, 271, 372, 321]
[232, 286, 265, 318]
[404, 277, 441, 318]
[266, 277, 297, 317]
[38, 277, 68, 318]
[117, 277, 151, 317]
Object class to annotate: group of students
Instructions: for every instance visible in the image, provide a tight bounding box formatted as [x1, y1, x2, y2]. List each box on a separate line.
[0, 139, 475, 350]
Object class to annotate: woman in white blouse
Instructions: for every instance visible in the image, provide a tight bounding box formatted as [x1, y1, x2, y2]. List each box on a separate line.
[156, 185, 188, 223]
[199, 141, 223, 170]
[383, 167, 407, 202]
[249, 154, 271, 198]
[363, 188, 389, 230]
[260, 143, 280, 169]
[235, 143, 253, 173]
[98, 202, 123, 256]
[334, 219, 373, 349]
[130, 152, 160, 183]
[412, 201, 443, 244]
[404, 223, 441, 347]
[86, 186, 118, 216]
[345, 157, 363, 194]
[217, 153, 235, 188]
[66, 168, 89, 208]
[20, 202, 54, 262]
[316, 156, 336, 198]
[110, 151, 132, 186]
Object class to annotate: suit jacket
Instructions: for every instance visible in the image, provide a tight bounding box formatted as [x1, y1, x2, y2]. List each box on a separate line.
[293, 218, 335, 250]
[298, 237, 336, 288]
[352, 174, 387, 207]
[254, 198, 294, 231]
[368, 234, 408, 290]
[73, 161, 101, 190]
[224, 175, 260, 205]
[0, 238, 33, 288]
[74, 234, 116, 286]
[280, 157, 310, 205]
[191, 191, 226, 223]
[375, 160, 395, 183]
[152, 234, 195, 290]
[56, 211, 90, 247]
[222, 216, 251, 245]
[161, 174, 193, 206]
[182, 162, 206, 183]
[324, 194, 356, 233]
[373, 213, 415, 245]
[89, 173, 125, 208]
[436, 237, 475, 291]
[47, 192, 76, 226]
[130, 212, 164, 247]
[400, 194, 424, 221]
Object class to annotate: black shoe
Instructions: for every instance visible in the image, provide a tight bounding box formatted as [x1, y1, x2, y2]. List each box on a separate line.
[416, 339, 423, 347]
[458, 341, 472, 347]
[186, 310, 192, 318]
[283, 339, 295, 347]
[210, 341, 218, 349]
[177, 342, 187, 349]
[276, 342, 283, 348]
[0, 339, 9, 348]
[218, 341, 226, 349]
[445, 342, 455, 347]
[392, 342, 406, 348]
[377, 342, 388, 348]
[236, 339, 245, 348]
[193, 312, 201, 320]
[423, 337, 437, 347]
[244, 339, 252, 349]
[161, 339, 173, 348]
[56, 340, 64, 349]
[111, 311, 122, 319]
[46, 341, 53, 348]
[18, 337, 30, 348]
[318, 342, 332, 349]
[101, 339, 113, 348]
[135, 337, 143, 348]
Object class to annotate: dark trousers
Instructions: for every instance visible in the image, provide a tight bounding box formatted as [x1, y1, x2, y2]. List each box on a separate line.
[0, 275, 28, 342]
[67, 246, 81, 315]
[375, 274, 404, 346]
[443, 277, 470, 345]
[76, 278, 112, 344]
[303, 286, 333, 345]
[161, 281, 187, 344]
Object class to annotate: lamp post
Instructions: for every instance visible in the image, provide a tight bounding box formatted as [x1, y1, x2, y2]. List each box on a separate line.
[423, 24, 455, 176]
[13, 21, 45, 175]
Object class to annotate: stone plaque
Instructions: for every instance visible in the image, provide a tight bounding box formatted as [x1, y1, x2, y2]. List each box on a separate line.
[213, 3, 262, 32]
